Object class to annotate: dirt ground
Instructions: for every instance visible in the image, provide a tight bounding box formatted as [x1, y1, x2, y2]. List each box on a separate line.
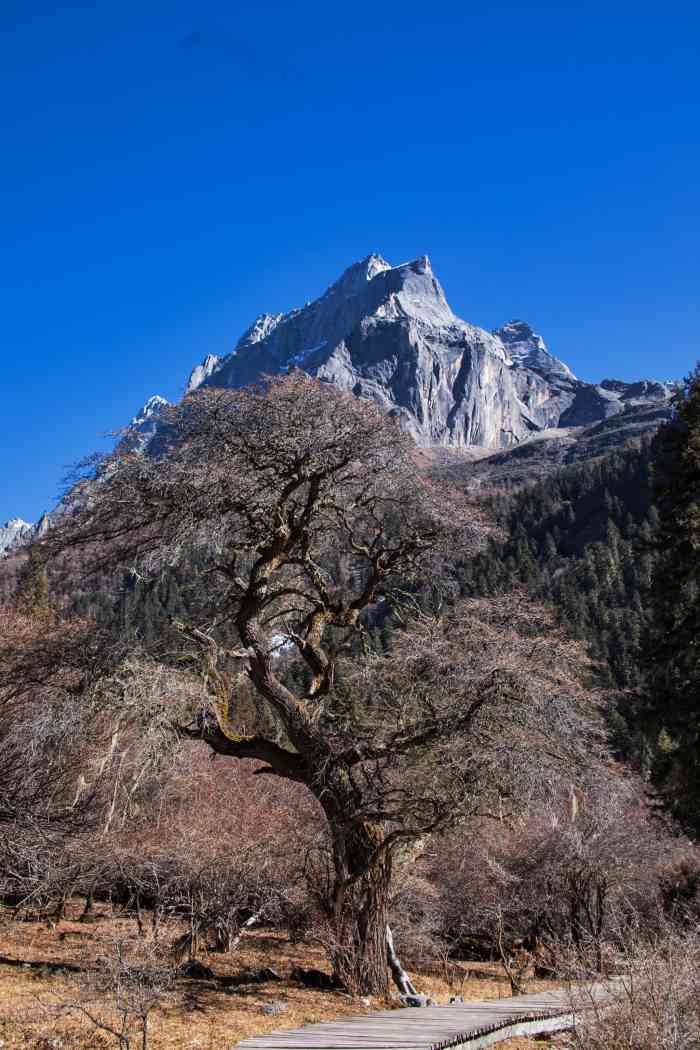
[0, 901, 556, 1049]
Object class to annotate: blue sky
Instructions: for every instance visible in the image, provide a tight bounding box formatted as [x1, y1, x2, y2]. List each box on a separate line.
[2, 0, 699, 523]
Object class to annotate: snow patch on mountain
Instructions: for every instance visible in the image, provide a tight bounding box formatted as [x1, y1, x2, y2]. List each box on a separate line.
[132, 395, 169, 425]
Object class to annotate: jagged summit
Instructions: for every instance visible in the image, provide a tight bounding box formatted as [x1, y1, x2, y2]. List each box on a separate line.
[0, 517, 35, 556]
[186, 354, 222, 394]
[495, 320, 577, 381]
[188, 251, 506, 401]
[498, 319, 543, 344]
[328, 253, 392, 297]
[130, 395, 170, 452]
[182, 252, 672, 450]
[132, 395, 169, 425]
[600, 378, 672, 401]
[6, 517, 31, 530]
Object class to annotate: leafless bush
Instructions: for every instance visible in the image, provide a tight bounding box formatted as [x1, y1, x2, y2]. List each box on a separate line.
[432, 774, 677, 985]
[0, 606, 112, 831]
[566, 921, 700, 1050]
[92, 751, 319, 957]
[59, 940, 175, 1050]
[0, 606, 201, 919]
[658, 847, 700, 920]
[162, 849, 281, 959]
[388, 866, 443, 967]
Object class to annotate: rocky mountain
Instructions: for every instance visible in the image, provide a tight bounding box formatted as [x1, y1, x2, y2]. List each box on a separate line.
[0, 518, 35, 557]
[131, 394, 170, 450]
[494, 319, 576, 381]
[186, 253, 673, 450]
[0, 254, 675, 560]
[0, 513, 51, 557]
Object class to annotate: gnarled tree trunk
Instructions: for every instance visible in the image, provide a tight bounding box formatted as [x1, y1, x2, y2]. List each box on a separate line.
[328, 817, 393, 997]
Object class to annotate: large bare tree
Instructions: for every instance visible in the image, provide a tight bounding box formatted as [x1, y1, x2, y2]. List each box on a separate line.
[43, 374, 599, 995]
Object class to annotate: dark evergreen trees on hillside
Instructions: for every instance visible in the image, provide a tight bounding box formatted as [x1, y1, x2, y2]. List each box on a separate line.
[458, 442, 658, 686]
[453, 440, 665, 769]
[646, 365, 700, 831]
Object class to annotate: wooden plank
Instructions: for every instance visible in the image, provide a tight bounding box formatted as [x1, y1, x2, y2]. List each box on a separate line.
[235, 981, 622, 1050]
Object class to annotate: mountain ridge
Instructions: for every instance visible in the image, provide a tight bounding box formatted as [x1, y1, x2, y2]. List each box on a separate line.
[186, 252, 673, 450]
[0, 254, 675, 556]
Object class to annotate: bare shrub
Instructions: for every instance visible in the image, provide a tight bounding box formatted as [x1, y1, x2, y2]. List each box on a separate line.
[61, 940, 175, 1050]
[0, 606, 113, 830]
[658, 847, 700, 920]
[432, 774, 674, 986]
[567, 921, 700, 1050]
[0, 643, 202, 923]
[388, 865, 443, 967]
[96, 749, 320, 957]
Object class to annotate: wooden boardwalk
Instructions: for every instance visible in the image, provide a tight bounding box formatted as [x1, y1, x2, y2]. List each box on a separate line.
[237, 981, 619, 1050]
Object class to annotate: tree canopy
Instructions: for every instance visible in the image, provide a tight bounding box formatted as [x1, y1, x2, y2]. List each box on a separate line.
[40, 375, 602, 995]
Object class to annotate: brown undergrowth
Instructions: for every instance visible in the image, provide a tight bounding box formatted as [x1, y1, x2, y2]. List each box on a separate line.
[0, 901, 559, 1049]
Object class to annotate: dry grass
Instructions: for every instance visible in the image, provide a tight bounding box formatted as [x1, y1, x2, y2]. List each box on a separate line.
[498, 1039, 572, 1049]
[0, 902, 559, 1049]
[504, 1037, 581, 1048]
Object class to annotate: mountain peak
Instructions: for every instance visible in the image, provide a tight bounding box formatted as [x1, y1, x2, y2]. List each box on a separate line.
[494, 320, 576, 381]
[499, 319, 544, 344]
[132, 395, 169, 425]
[130, 395, 170, 452]
[6, 516, 32, 529]
[187, 353, 223, 393]
[364, 252, 393, 279]
[177, 252, 672, 451]
[396, 254, 432, 275]
[327, 253, 392, 298]
[0, 516, 35, 557]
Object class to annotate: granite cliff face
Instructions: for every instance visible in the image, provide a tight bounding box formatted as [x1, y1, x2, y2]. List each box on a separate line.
[187, 254, 672, 450]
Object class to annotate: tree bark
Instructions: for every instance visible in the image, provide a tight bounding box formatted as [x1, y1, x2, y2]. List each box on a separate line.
[328, 819, 393, 997]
